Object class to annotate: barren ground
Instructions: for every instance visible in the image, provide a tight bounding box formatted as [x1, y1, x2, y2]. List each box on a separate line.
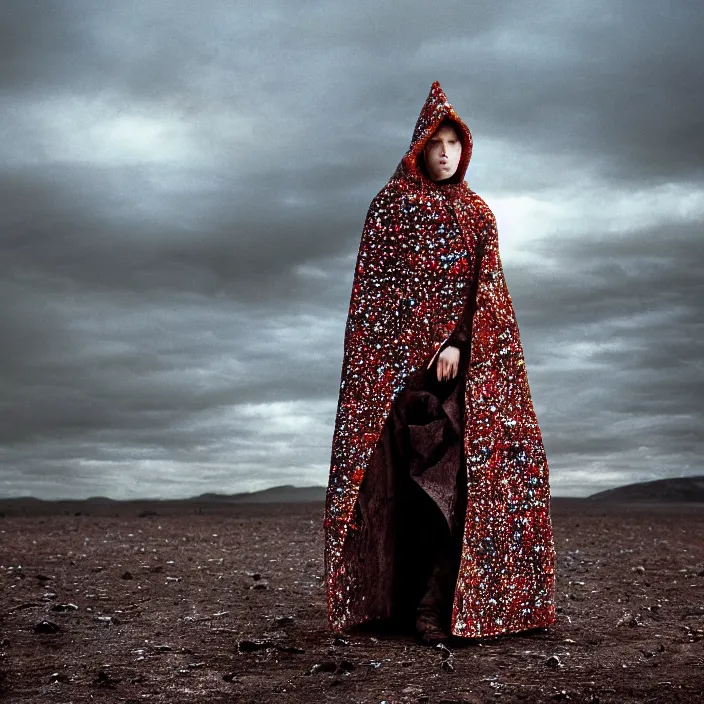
[1, 499, 703, 703]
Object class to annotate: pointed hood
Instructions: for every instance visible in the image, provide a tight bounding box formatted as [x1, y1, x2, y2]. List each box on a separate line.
[395, 81, 473, 184]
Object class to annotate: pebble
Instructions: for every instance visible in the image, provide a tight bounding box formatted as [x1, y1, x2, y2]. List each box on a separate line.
[96, 615, 120, 625]
[34, 620, 60, 634]
[238, 639, 273, 652]
[545, 655, 562, 668]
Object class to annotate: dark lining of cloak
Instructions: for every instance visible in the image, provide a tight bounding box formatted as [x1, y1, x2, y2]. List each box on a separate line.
[343, 296, 473, 630]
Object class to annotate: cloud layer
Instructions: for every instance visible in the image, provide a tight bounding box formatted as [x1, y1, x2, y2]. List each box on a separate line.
[1, 1, 702, 498]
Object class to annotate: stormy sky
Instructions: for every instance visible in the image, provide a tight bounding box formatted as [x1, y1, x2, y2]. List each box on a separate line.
[1, 0, 702, 500]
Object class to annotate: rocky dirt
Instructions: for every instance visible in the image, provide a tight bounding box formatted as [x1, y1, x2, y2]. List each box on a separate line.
[1, 499, 703, 703]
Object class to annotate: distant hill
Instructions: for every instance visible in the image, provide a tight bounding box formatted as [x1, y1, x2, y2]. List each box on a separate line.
[3, 477, 703, 519]
[588, 476, 704, 502]
[194, 485, 326, 504]
[0, 485, 327, 518]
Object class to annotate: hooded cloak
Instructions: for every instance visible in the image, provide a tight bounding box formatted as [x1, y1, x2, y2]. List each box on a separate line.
[324, 81, 557, 638]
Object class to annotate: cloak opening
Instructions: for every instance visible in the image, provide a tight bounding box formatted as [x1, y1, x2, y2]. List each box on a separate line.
[324, 81, 557, 639]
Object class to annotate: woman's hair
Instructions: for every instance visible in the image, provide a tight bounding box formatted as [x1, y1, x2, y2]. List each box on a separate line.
[435, 117, 462, 137]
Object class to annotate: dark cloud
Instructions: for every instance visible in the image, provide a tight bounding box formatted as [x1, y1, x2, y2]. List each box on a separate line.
[513, 218, 704, 489]
[0, 0, 702, 498]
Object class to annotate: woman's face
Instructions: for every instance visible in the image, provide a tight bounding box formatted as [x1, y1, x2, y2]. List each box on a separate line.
[423, 124, 462, 181]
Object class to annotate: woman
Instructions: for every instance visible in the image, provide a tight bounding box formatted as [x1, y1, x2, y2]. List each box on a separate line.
[324, 81, 557, 644]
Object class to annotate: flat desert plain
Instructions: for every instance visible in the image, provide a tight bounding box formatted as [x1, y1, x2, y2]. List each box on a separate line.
[1, 498, 703, 703]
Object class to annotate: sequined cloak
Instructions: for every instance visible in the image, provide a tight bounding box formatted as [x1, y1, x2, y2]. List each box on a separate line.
[324, 81, 557, 638]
